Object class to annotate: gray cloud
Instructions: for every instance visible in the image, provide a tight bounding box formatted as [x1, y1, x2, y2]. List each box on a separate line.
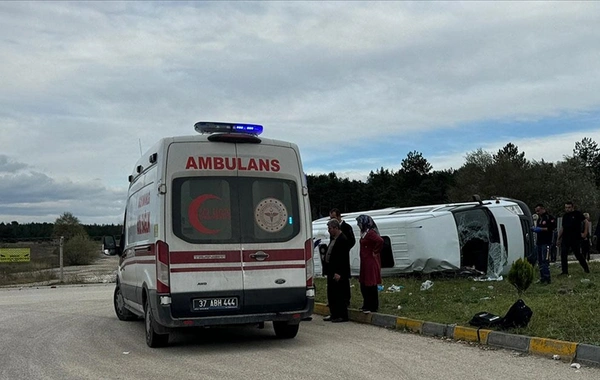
[0, 169, 125, 224]
[1, 2, 600, 222]
[0, 155, 28, 173]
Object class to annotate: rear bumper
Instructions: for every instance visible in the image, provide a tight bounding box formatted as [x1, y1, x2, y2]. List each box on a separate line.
[148, 289, 314, 330]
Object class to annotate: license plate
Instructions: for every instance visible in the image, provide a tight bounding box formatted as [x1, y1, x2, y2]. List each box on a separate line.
[193, 297, 238, 311]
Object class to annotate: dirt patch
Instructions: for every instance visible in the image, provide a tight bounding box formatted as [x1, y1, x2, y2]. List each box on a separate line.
[0, 253, 118, 288]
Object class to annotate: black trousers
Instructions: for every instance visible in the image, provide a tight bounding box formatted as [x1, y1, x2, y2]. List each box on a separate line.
[360, 283, 379, 312]
[561, 239, 590, 274]
[327, 275, 350, 320]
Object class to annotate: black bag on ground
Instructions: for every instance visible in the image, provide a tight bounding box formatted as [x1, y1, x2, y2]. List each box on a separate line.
[501, 299, 533, 329]
[469, 312, 503, 328]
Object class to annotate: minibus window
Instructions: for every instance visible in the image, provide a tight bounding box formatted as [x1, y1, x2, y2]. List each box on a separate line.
[453, 208, 503, 276]
[380, 236, 395, 268]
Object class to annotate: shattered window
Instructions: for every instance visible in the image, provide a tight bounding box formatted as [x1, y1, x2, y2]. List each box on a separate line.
[453, 208, 506, 278]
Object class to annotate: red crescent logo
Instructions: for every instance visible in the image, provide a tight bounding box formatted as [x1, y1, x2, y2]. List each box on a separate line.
[188, 194, 221, 235]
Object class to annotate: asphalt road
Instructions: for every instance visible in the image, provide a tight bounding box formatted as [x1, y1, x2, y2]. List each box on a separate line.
[0, 284, 597, 380]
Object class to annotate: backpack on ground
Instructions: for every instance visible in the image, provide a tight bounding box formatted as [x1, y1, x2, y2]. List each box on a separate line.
[501, 299, 533, 329]
[469, 311, 503, 328]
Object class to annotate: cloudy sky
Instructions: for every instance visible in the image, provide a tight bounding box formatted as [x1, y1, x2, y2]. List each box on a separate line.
[1, 1, 600, 225]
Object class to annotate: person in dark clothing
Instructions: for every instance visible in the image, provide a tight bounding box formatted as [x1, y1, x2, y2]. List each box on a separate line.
[532, 204, 556, 284]
[557, 201, 590, 274]
[323, 219, 351, 323]
[330, 208, 356, 250]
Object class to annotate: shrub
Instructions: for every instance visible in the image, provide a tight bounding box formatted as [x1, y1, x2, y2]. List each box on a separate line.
[507, 258, 534, 297]
[53, 212, 87, 240]
[64, 235, 98, 265]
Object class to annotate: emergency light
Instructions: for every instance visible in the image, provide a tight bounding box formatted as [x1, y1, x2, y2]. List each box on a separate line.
[194, 122, 263, 136]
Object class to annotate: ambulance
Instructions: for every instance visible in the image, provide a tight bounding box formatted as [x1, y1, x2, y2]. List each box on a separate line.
[105, 122, 315, 347]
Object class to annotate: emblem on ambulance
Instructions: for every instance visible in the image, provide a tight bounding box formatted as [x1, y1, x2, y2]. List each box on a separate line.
[254, 198, 288, 233]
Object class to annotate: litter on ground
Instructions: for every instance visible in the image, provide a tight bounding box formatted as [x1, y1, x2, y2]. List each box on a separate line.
[420, 280, 434, 291]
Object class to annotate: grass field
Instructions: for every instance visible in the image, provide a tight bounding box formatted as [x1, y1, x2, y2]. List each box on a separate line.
[0, 242, 59, 285]
[315, 260, 600, 346]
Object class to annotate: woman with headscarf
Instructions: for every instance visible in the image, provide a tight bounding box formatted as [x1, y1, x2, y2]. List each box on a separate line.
[356, 214, 383, 313]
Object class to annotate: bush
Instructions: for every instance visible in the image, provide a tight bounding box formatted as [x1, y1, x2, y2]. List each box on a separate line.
[507, 258, 534, 297]
[64, 235, 98, 265]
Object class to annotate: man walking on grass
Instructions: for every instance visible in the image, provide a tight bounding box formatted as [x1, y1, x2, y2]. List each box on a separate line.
[557, 201, 590, 275]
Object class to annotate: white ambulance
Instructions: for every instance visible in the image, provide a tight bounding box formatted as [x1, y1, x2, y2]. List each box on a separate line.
[106, 122, 315, 347]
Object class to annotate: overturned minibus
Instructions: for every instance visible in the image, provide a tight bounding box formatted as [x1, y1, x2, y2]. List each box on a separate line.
[312, 197, 534, 278]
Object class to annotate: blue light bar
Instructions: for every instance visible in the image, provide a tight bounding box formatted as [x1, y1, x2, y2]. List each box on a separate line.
[194, 122, 263, 136]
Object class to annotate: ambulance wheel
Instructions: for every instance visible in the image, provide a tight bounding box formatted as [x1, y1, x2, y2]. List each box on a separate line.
[273, 321, 299, 339]
[144, 298, 169, 348]
[114, 286, 137, 321]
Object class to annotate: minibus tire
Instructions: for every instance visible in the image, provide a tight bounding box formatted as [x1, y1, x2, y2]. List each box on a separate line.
[273, 321, 299, 339]
[144, 298, 169, 348]
[113, 286, 137, 321]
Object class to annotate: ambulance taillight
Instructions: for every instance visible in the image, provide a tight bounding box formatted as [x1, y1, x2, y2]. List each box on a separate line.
[304, 239, 314, 288]
[156, 240, 170, 293]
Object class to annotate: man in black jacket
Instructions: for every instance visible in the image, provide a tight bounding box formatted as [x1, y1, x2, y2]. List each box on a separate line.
[329, 208, 355, 308]
[330, 208, 356, 250]
[557, 201, 590, 274]
[323, 219, 351, 323]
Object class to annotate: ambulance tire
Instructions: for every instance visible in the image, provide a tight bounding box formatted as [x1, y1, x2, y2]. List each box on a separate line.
[144, 298, 169, 348]
[273, 321, 299, 339]
[114, 286, 137, 321]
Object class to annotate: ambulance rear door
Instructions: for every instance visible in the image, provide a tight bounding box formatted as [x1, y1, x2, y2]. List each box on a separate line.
[166, 140, 245, 319]
[236, 143, 309, 314]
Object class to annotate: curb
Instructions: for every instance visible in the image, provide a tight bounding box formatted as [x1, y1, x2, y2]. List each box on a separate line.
[314, 302, 600, 367]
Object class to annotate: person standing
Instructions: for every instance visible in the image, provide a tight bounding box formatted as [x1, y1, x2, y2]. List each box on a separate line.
[330, 208, 356, 250]
[531, 204, 556, 284]
[323, 219, 351, 323]
[557, 201, 590, 274]
[356, 214, 383, 314]
[582, 213, 593, 261]
[329, 208, 356, 308]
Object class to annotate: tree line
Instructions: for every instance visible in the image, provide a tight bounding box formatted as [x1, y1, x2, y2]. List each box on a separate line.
[308, 137, 600, 222]
[2, 136, 599, 242]
[0, 219, 121, 242]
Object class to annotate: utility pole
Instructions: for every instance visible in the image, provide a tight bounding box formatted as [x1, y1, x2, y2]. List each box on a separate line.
[59, 236, 64, 283]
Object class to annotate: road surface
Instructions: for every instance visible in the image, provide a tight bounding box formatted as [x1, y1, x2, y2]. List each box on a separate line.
[0, 284, 597, 380]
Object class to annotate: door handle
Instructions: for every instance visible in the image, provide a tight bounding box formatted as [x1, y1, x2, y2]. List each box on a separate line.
[250, 251, 269, 261]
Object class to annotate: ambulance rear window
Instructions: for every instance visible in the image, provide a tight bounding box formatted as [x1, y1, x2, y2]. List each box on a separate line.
[172, 177, 300, 244]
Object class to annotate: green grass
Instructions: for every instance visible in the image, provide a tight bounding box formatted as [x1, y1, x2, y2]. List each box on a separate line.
[0, 261, 58, 285]
[315, 261, 600, 346]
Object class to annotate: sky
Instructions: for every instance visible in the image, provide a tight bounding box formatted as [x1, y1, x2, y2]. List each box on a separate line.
[1, 1, 600, 225]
